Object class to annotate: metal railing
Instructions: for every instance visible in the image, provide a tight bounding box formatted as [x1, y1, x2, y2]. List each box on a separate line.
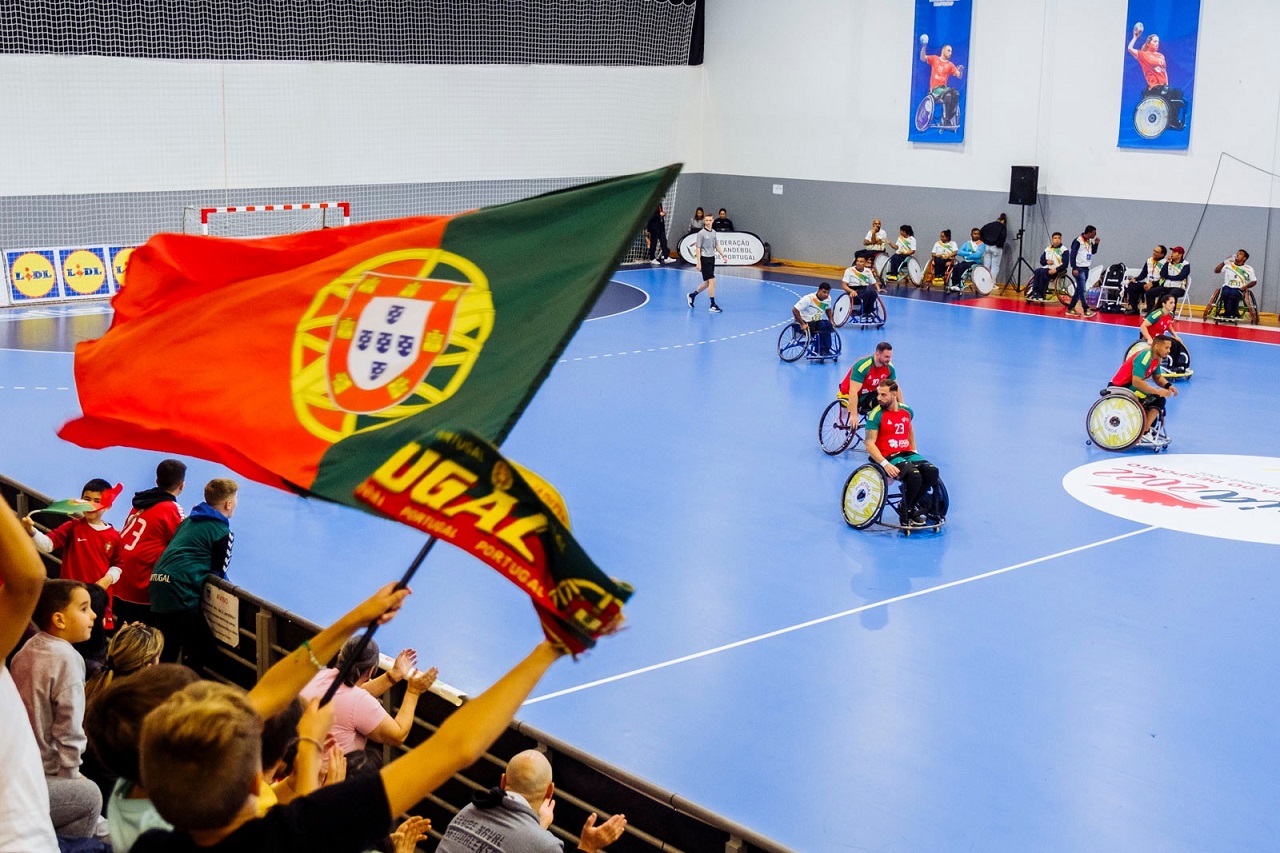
[2, 473, 793, 853]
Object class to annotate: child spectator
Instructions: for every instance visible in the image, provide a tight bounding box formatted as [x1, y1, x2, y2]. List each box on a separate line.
[11, 578, 106, 839]
[149, 478, 238, 673]
[85, 663, 200, 852]
[24, 478, 124, 666]
[115, 459, 187, 626]
[299, 639, 438, 760]
[0, 494, 61, 852]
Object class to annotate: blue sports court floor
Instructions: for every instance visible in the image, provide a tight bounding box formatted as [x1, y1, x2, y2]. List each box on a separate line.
[3, 267, 1279, 852]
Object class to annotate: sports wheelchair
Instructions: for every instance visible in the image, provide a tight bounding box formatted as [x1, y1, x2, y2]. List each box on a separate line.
[914, 89, 961, 134]
[1085, 386, 1170, 453]
[1024, 266, 1071, 302]
[1133, 86, 1188, 140]
[1053, 266, 1107, 309]
[841, 462, 948, 534]
[818, 396, 864, 455]
[831, 290, 887, 330]
[947, 262, 993, 296]
[1123, 338, 1192, 381]
[777, 321, 842, 363]
[1202, 285, 1260, 325]
[874, 253, 923, 287]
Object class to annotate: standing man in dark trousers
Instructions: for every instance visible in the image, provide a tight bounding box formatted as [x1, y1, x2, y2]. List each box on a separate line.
[688, 214, 727, 313]
[646, 204, 670, 265]
[979, 213, 1007, 283]
[1068, 225, 1100, 318]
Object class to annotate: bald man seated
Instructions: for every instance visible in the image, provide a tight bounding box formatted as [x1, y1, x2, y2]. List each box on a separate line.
[435, 749, 627, 853]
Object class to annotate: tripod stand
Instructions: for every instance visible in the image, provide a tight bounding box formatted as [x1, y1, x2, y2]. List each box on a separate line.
[1006, 204, 1037, 294]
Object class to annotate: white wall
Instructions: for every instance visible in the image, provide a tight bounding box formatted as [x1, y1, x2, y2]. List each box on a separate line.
[0, 55, 702, 195]
[702, 0, 1280, 209]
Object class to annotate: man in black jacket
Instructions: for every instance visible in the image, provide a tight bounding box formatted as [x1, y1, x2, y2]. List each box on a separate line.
[979, 213, 1007, 284]
[645, 205, 669, 264]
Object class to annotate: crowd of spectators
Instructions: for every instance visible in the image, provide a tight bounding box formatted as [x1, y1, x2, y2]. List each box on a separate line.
[1, 461, 626, 853]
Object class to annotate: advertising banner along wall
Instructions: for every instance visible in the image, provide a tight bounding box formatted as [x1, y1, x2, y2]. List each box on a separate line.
[908, 0, 972, 144]
[1117, 0, 1201, 150]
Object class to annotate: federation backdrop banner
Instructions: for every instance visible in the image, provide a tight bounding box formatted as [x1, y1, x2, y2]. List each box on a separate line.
[1117, 0, 1201, 150]
[908, 0, 972, 144]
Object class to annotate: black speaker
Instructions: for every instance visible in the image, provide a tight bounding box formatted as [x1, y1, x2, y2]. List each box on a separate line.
[1009, 166, 1039, 206]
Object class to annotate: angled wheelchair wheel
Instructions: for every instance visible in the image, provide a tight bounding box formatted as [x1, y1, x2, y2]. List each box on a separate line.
[842, 463, 887, 529]
[819, 399, 858, 455]
[922, 478, 949, 522]
[778, 323, 809, 363]
[1202, 287, 1222, 320]
[873, 252, 890, 279]
[914, 94, 936, 133]
[1055, 274, 1076, 307]
[970, 265, 994, 295]
[1086, 389, 1146, 451]
[1135, 96, 1170, 139]
[831, 292, 852, 328]
[905, 257, 923, 286]
[1124, 339, 1147, 364]
[824, 330, 844, 361]
[868, 293, 887, 329]
[1244, 290, 1260, 325]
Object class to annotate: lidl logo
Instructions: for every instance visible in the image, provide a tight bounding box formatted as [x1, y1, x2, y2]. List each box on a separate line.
[61, 248, 110, 296]
[109, 246, 135, 290]
[1063, 455, 1280, 545]
[6, 250, 60, 300]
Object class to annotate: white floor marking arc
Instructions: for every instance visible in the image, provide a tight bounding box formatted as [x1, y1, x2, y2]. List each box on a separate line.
[525, 525, 1159, 705]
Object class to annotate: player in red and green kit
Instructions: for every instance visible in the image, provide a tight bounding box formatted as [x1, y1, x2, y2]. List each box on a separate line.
[1138, 293, 1191, 378]
[864, 380, 939, 527]
[1110, 334, 1177, 435]
[838, 341, 896, 416]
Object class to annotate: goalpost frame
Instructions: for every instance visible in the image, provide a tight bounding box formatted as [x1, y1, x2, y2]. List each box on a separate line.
[189, 202, 352, 235]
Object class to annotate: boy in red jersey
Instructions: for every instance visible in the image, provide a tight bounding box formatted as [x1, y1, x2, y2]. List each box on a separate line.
[114, 460, 187, 626]
[863, 380, 938, 527]
[23, 479, 123, 666]
[1109, 335, 1177, 435]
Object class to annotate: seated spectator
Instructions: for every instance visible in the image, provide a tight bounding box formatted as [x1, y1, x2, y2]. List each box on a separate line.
[149, 478, 238, 674]
[712, 208, 734, 232]
[24, 478, 124, 668]
[1027, 232, 1065, 301]
[1124, 244, 1167, 315]
[1160, 245, 1191, 301]
[791, 282, 836, 357]
[129, 635, 569, 852]
[687, 207, 704, 236]
[0, 494, 61, 853]
[436, 749, 626, 853]
[299, 639, 438, 757]
[1214, 249, 1257, 318]
[11, 579, 105, 840]
[85, 663, 200, 852]
[855, 219, 888, 263]
[928, 229, 957, 285]
[884, 225, 917, 280]
[114, 459, 187, 626]
[949, 228, 985, 292]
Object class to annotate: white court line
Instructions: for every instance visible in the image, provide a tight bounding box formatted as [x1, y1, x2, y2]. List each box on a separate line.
[584, 280, 650, 322]
[525, 525, 1158, 705]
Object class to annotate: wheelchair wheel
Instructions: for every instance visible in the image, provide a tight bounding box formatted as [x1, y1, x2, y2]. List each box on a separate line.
[825, 329, 843, 361]
[873, 252, 890, 278]
[819, 399, 858, 455]
[1124, 339, 1147, 364]
[777, 323, 809, 363]
[1086, 389, 1146, 451]
[970, 265, 994, 295]
[1202, 287, 1222, 320]
[1134, 96, 1170, 140]
[922, 478, 949, 522]
[914, 94, 935, 133]
[831, 292, 852, 328]
[905, 257, 923, 286]
[842, 463, 887, 529]
[868, 293, 887, 329]
[1244, 290, 1261, 325]
[1055, 274, 1076, 307]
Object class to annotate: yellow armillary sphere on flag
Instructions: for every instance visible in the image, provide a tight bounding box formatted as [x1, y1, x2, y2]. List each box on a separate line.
[291, 248, 495, 444]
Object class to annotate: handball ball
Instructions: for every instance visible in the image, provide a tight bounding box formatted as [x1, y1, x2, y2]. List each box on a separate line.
[920, 33, 929, 44]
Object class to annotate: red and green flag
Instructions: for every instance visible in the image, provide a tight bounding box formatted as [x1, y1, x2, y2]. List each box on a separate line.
[59, 166, 677, 648]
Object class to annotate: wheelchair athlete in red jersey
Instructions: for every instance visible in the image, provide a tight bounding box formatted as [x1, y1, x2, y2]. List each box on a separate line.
[863, 380, 939, 528]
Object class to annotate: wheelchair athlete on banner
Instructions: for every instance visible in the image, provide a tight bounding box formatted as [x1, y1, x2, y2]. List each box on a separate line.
[1087, 335, 1177, 453]
[842, 379, 947, 532]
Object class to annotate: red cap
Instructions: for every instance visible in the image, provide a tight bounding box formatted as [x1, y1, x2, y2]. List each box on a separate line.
[1171, 246, 1185, 254]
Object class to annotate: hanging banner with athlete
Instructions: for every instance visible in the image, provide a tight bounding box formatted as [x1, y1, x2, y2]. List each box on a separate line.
[1117, 0, 1201, 150]
[908, 0, 971, 144]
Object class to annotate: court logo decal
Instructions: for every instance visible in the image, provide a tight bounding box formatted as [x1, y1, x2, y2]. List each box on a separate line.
[1063, 455, 1280, 545]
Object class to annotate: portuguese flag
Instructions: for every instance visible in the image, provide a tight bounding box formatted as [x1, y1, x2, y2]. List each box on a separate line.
[59, 165, 677, 648]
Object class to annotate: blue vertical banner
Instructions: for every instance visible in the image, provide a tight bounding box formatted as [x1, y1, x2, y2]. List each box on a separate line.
[1118, 0, 1201, 149]
[909, 0, 972, 144]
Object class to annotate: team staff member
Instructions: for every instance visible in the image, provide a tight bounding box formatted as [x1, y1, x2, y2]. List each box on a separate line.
[1068, 226, 1100, 318]
[1109, 334, 1177, 435]
[838, 342, 896, 416]
[864, 380, 939, 528]
[687, 214, 727, 313]
[1124, 244, 1167, 315]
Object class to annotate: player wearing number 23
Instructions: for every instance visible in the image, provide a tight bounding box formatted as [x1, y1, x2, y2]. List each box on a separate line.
[863, 380, 940, 527]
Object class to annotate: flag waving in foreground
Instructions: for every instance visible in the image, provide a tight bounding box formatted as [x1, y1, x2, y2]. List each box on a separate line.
[60, 166, 677, 647]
